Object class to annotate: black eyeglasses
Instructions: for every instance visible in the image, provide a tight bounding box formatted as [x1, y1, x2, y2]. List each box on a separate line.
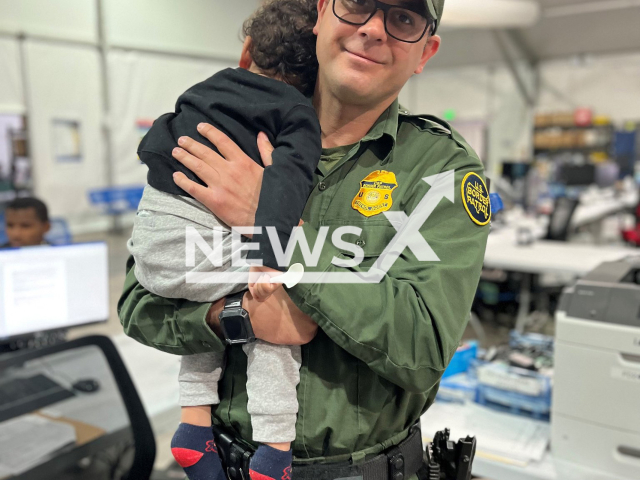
[332, 0, 435, 44]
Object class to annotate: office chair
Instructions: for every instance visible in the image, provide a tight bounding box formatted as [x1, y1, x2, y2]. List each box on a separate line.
[545, 197, 580, 241]
[0, 335, 156, 480]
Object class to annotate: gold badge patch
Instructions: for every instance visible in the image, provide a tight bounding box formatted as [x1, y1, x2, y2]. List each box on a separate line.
[462, 172, 491, 226]
[352, 170, 398, 217]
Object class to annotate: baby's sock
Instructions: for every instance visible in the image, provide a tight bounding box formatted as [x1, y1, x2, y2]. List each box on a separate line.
[171, 423, 225, 480]
[249, 445, 292, 480]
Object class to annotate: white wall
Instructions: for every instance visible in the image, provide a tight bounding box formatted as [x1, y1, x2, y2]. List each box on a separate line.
[0, 37, 24, 113]
[0, 0, 97, 43]
[23, 40, 106, 229]
[104, 0, 260, 60]
[0, 0, 261, 59]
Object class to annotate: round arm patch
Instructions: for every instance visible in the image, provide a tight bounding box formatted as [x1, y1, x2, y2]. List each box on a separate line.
[461, 172, 491, 226]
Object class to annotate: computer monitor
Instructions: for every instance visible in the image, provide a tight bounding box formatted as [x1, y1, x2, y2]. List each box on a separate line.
[0, 242, 109, 339]
[559, 164, 596, 187]
[501, 162, 530, 183]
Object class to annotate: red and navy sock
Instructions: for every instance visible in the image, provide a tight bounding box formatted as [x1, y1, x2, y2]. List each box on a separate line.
[249, 445, 292, 480]
[171, 423, 225, 480]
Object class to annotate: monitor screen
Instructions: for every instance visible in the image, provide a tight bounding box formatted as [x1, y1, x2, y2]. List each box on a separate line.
[559, 164, 596, 186]
[0, 243, 109, 338]
[501, 162, 530, 183]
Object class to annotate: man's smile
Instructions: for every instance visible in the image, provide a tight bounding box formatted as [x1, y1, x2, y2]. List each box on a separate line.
[344, 49, 386, 65]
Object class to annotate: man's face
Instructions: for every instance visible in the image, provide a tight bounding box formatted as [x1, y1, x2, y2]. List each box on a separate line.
[314, 0, 441, 107]
[5, 208, 50, 247]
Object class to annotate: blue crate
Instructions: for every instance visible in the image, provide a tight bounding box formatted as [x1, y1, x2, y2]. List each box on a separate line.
[476, 384, 551, 421]
[438, 373, 478, 403]
[88, 186, 145, 214]
[470, 360, 552, 421]
[46, 218, 73, 245]
[442, 341, 478, 379]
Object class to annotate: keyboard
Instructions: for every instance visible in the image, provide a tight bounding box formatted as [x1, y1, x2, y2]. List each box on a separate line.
[0, 374, 75, 423]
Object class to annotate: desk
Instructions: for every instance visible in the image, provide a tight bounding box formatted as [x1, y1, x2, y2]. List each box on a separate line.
[485, 234, 636, 276]
[0, 345, 132, 479]
[484, 221, 638, 332]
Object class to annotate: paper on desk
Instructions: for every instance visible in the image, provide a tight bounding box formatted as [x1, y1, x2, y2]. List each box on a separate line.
[421, 402, 550, 465]
[0, 414, 76, 475]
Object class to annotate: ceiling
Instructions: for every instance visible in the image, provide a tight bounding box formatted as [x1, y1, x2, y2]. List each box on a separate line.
[431, 0, 640, 68]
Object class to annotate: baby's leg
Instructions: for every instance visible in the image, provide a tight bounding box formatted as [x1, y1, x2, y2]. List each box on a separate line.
[171, 352, 225, 480]
[243, 341, 301, 480]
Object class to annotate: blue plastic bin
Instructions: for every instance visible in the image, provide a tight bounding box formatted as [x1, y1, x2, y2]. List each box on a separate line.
[442, 341, 478, 379]
[88, 186, 145, 214]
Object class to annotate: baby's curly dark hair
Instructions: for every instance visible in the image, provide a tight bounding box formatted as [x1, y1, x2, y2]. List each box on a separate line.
[243, 0, 318, 97]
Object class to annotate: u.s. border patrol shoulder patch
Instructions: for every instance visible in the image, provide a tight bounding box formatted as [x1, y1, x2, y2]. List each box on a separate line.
[352, 170, 398, 217]
[462, 172, 491, 226]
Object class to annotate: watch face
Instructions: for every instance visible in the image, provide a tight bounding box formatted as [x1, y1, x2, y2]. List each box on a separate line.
[223, 315, 247, 342]
[220, 309, 254, 345]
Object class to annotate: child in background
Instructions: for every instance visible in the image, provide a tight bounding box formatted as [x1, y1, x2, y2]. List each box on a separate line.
[1, 197, 51, 248]
[127, 1, 321, 479]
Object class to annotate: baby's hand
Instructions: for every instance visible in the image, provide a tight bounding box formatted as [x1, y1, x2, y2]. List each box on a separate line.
[248, 266, 282, 302]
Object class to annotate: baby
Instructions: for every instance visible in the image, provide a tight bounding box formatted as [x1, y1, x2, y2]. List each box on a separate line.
[127, 1, 321, 479]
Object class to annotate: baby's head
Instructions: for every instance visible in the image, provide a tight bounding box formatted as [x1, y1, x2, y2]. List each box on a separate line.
[242, 0, 318, 96]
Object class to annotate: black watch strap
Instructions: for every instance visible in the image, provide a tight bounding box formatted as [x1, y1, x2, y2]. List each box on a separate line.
[224, 290, 246, 310]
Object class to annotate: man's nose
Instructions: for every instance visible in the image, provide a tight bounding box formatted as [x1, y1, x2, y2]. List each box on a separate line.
[358, 9, 387, 42]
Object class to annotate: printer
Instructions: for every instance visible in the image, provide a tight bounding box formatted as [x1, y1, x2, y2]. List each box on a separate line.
[552, 257, 640, 479]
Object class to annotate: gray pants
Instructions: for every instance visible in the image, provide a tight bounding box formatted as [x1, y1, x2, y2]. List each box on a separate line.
[128, 186, 301, 443]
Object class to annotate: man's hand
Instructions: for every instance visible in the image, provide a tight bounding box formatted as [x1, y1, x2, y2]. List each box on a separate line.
[245, 288, 317, 345]
[172, 124, 274, 230]
[206, 288, 317, 346]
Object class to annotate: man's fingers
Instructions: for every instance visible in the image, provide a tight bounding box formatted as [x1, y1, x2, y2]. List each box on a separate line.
[172, 147, 219, 184]
[257, 132, 274, 167]
[197, 123, 251, 165]
[177, 135, 224, 169]
[173, 172, 217, 205]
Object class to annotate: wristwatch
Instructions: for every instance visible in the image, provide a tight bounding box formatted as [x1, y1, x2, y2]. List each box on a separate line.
[218, 290, 256, 345]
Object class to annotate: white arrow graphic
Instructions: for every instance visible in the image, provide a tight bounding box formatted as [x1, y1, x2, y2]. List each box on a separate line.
[351, 169, 456, 283]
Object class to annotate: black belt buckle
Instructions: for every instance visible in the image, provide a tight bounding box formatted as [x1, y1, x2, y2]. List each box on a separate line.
[212, 426, 252, 480]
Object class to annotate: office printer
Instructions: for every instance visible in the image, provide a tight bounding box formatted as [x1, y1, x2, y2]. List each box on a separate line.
[553, 257, 640, 479]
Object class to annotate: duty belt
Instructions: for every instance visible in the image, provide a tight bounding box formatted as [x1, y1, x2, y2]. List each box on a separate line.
[212, 424, 425, 480]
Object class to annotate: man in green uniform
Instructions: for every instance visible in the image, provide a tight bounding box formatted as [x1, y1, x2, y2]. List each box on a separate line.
[119, 0, 490, 478]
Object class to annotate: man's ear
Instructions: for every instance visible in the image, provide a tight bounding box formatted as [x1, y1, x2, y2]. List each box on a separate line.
[313, 0, 329, 36]
[414, 34, 441, 75]
[43, 221, 51, 235]
[239, 37, 253, 70]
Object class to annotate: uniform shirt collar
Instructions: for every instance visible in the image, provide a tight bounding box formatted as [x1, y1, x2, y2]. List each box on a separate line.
[360, 98, 399, 164]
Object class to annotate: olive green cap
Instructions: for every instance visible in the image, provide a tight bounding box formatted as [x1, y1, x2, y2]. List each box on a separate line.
[424, 0, 445, 33]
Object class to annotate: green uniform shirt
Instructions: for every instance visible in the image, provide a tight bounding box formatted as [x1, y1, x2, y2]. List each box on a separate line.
[321, 143, 358, 173]
[118, 99, 489, 470]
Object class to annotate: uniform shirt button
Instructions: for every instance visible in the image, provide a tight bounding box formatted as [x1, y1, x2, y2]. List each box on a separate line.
[202, 341, 210, 348]
[318, 182, 327, 191]
[356, 239, 366, 247]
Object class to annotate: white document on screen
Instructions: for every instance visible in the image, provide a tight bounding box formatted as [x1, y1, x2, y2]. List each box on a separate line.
[3, 260, 68, 336]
